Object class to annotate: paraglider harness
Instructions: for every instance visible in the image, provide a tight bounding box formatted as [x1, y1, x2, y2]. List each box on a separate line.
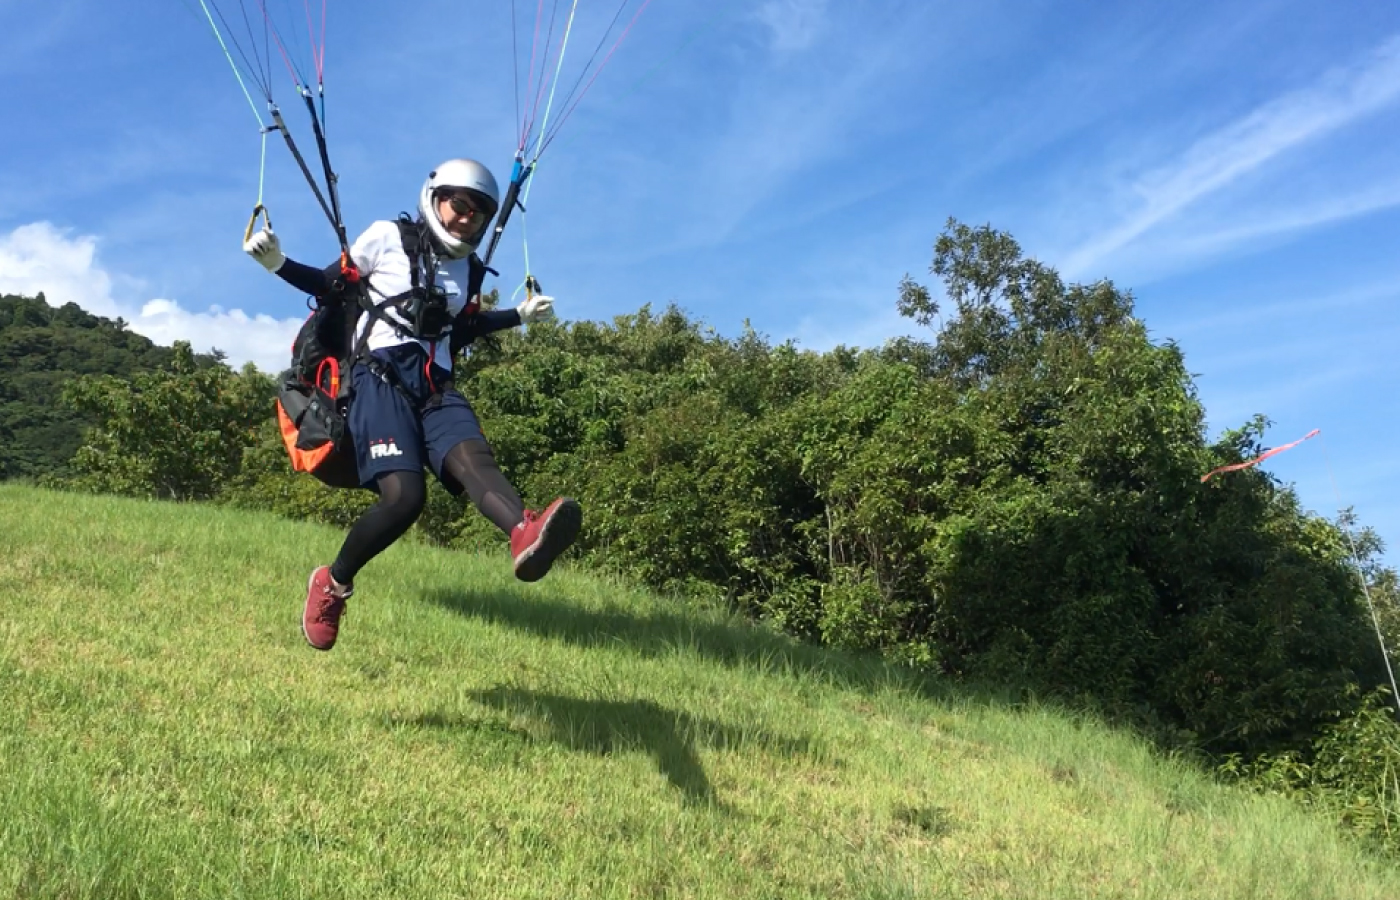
[274, 214, 489, 490]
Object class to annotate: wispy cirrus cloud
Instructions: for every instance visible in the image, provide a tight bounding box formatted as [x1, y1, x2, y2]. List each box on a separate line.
[1154, 180, 1400, 263]
[1061, 32, 1400, 278]
[0, 222, 303, 374]
[570, 0, 921, 269]
[1154, 278, 1400, 339]
[0, 3, 80, 77]
[755, 0, 830, 55]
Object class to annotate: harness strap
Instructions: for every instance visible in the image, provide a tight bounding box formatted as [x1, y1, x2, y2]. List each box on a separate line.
[331, 215, 491, 409]
[349, 280, 449, 413]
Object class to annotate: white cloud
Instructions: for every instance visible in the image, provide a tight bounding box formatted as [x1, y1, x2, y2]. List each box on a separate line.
[791, 304, 911, 353]
[1152, 278, 1400, 340]
[756, 0, 829, 55]
[1160, 181, 1400, 258]
[1062, 33, 1400, 278]
[0, 221, 303, 374]
[1083, 179, 1400, 284]
[0, 222, 117, 315]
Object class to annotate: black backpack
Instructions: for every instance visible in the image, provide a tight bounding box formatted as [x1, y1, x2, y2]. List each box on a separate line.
[274, 217, 487, 490]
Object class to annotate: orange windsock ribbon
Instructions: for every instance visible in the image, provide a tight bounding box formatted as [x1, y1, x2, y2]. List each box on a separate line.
[1200, 429, 1320, 483]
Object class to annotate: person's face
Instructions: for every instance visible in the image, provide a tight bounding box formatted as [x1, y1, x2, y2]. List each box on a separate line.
[437, 191, 491, 242]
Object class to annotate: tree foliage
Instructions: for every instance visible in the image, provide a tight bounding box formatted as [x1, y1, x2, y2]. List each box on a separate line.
[383, 217, 1381, 756]
[20, 222, 1400, 795]
[0, 293, 222, 480]
[59, 342, 272, 501]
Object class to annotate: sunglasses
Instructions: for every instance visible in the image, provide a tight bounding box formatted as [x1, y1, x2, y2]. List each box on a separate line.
[443, 193, 490, 219]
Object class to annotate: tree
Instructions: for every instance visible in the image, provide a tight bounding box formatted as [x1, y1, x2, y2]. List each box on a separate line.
[0, 292, 219, 480]
[60, 342, 273, 501]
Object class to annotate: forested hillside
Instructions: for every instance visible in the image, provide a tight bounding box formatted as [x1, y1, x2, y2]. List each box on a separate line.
[0, 293, 222, 480]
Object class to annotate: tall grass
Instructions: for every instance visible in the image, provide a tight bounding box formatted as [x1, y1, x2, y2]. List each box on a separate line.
[2, 483, 1397, 898]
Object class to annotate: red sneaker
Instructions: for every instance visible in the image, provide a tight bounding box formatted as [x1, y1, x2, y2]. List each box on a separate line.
[511, 498, 583, 582]
[303, 565, 351, 651]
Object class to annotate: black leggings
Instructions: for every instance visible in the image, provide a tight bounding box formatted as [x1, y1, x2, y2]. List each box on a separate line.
[329, 439, 525, 587]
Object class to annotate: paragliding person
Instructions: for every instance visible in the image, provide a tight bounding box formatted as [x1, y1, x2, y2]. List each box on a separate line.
[243, 158, 582, 651]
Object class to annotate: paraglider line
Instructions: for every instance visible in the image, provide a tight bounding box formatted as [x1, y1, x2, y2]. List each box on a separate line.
[271, 0, 314, 87]
[528, 0, 580, 167]
[540, 0, 655, 154]
[520, 0, 547, 149]
[255, 0, 309, 91]
[194, 0, 270, 123]
[524, 0, 564, 150]
[232, 0, 273, 98]
[1320, 434, 1400, 717]
[302, 0, 325, 84]
[512, 0, 523, 139]
[202, 0, 271, 100]
[257, 127, 269, 208]
[542, 0, 634, 144]
[520, 201, 534, 282]
[268, 107, 340, 242]
[201, 1, 261, 95]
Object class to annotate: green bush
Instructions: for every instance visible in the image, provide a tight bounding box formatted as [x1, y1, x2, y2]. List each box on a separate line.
[37, 220, 1396, 793]
[55, 342, 270, 502]
[1223, 687, 1400, 852]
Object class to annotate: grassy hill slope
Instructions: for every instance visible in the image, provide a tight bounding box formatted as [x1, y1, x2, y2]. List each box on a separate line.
[2, 483, 1397, 899]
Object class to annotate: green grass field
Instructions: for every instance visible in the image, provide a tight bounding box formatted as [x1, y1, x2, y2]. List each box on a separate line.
[3, 482, 1398, 899]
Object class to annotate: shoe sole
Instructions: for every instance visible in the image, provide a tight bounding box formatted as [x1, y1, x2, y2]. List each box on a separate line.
[303, 566, 335, 651]
[514, 499, 583, 583]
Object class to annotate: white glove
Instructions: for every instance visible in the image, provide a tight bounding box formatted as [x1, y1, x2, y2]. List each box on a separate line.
[243, 227, 285, 273]
[516, 293, 556, 324]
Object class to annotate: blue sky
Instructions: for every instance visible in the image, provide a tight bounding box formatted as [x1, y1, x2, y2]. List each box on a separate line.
[2, 0, 1397, 566]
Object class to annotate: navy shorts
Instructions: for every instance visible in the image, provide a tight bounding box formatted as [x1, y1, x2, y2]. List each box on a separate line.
[348, 345, 485, 489]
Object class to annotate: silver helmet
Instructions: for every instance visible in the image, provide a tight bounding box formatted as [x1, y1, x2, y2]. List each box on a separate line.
[417, 158, 500, 258]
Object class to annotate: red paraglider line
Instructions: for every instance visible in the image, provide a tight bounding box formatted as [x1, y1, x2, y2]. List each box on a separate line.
[1200, 429, 1321, 483]
[539, 0, 652, 154]
[305, 0, 326, 83]
[255, 0, 303, 88]
[521, 0, 547, 149]
[524, 0, 566, 152]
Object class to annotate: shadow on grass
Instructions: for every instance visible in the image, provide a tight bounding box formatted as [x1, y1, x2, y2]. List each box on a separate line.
[422, 585, 979, 703]
[419, 686, 814, 806]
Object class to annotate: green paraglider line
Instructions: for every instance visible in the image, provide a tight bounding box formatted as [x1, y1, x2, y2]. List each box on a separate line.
[194, 0, 280, 247]
[537, 0, 656, 156]
[256, 127, 268, 208]
[512, 0, 649, 293]
[508, 0, 658, 297]
[194, 0, 268, 127]
[509, 0, 578, 290]
[527, 0, 581, 171]
[195, 0, 665, 281]
[535, 0, 635, 149]
[522, 0, 564, 152]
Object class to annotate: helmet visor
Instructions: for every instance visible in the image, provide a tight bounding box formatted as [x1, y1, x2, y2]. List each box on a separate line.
[438, 190, 497, 245]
